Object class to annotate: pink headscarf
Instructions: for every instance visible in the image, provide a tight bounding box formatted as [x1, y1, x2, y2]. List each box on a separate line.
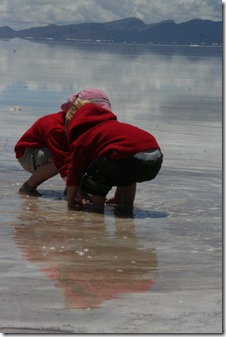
[61, 88, 111, 112]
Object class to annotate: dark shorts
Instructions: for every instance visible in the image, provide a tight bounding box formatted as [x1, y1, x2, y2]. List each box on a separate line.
[80, 149, 163, 196]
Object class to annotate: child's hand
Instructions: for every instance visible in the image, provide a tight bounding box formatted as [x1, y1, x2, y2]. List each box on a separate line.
[67, 185, 91, 209]
[75, 187, 91, 206]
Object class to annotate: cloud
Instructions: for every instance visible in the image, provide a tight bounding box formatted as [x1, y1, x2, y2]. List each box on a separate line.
[0, 0, 222, 30]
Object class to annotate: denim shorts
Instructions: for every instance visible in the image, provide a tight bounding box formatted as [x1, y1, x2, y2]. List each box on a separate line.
[80, 149, 163, 196]
[18, 147, 51, 173]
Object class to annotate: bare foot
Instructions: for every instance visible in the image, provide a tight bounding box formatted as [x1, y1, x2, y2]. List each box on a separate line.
[91, 205, 105, 213]
[18, 182, 42, 196]
[105, 196, 121, 206]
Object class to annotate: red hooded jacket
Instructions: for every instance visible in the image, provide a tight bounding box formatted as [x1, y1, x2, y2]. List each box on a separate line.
[14, 111, 70, 179]
[66, 103, 160, 186]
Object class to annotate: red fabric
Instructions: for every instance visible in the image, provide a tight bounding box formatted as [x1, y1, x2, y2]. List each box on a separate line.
[14, 111, 70, 179]
[67, 103, 160, 186]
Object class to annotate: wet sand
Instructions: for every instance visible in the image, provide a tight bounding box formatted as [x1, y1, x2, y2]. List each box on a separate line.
[0, 102, 222, 334]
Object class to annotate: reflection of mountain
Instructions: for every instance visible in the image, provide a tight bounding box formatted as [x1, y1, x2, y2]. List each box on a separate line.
[0, 17, 222, 45]
[14, 200, 157, 309]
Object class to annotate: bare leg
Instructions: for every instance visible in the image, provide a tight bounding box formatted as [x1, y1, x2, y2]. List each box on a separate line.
[106, 184, 136, 210]
[19, 161, 58, 196]
[106, 186, 124, 205]
[120, 184, 136, 210]
[91, 195, 106, 212]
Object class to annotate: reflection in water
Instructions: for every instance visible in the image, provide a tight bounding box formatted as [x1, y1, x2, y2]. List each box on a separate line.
[0, 39, 221, 125]
[14, 198, 157, 309]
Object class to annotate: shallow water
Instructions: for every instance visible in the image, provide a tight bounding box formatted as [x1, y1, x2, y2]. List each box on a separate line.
[0, 39, 222, 333]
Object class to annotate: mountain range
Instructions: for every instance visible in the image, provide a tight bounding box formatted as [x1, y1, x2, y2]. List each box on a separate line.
[0, 17, 222, 45]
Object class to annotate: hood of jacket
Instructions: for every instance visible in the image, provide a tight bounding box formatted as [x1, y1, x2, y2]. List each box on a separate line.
[67, 102, 117, 142]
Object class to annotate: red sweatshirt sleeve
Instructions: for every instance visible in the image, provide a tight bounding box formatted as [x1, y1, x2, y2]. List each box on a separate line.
[66, 140, 91, 186]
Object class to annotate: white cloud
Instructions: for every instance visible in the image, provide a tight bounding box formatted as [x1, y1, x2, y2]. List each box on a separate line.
[0, 0, 222, 30]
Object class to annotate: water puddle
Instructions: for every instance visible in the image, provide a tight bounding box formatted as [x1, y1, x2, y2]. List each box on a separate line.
[13, 195, 158, 309]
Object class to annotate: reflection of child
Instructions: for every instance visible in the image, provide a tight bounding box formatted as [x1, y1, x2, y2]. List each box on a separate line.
[65, 89, 163, 212]
[14, 111, 70, 196]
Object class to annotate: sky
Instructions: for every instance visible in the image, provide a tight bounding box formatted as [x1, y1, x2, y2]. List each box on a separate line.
[0, 0, 223, 30]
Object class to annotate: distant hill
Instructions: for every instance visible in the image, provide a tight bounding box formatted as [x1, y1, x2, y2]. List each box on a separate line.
[0, 17, 222, 45]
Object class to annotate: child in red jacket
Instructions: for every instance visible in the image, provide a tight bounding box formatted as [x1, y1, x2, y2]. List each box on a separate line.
[14, 89, 112, 197]
[65, 89, 163, 212]
[14, 110, 70, 196]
